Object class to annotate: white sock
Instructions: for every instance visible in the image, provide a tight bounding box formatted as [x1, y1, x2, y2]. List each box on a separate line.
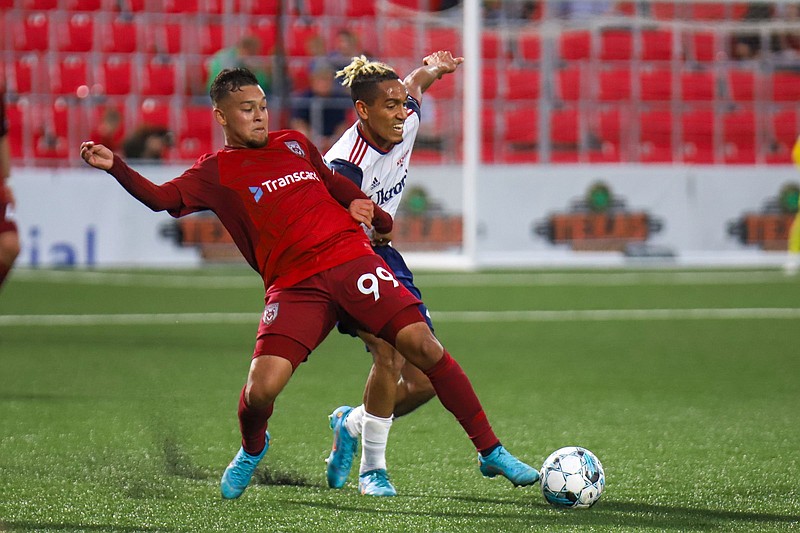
[359, 412, 392, 475]
[344, 404, 365, 438]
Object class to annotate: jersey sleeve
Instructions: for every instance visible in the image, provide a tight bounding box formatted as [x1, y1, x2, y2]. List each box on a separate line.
[407, 95, 421, 120]
[106, 154, 183, 213]
[328, 158, 364, 189]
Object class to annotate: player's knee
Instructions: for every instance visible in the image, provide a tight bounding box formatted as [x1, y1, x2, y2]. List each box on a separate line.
[395, 323, 443, 370]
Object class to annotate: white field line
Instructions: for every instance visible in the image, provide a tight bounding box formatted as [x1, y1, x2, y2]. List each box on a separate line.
[9, 269, 795, 288]
[2, 308, 799, 327]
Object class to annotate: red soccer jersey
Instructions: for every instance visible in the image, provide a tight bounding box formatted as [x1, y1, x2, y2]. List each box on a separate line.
[109, 130, 391, 289]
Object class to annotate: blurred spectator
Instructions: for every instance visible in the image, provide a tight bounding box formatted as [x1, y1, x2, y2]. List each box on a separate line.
[291, 62, 350, 153]
[552, 0, 612, 19]
[484, 0, 537, 25]
[732, 2, 776, 59]
[311, 29, 366, 96]
[122, 126, 173, 161]
[206, 36, 271, 95]
[775, 3, 800, 58]
[89, 108, 124, 153]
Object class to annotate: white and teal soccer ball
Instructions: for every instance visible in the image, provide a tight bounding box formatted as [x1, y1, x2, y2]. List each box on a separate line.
[540, 446, 605, 509]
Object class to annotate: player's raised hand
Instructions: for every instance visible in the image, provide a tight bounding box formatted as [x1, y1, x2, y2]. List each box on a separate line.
[80, 141, 114, 171]
[348, 198, 375, 229]
[423, 50, 464, 77]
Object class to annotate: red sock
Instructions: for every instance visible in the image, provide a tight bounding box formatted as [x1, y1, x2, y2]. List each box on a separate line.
[424, 350, 499, 452]
[238, 386, 273, 455]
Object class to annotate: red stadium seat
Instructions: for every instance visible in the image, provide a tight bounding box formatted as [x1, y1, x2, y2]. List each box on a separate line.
[727, 68, 756, 101]
[177, 105, 215, 160]
[200, 22, 224, 56]
[767, 108, 798, 163]
[518, 31, 541, 62]
[651, 1, 677, 19]
[346, 0, 376, 17]
[21, 0, 57, 8]
[425, 69, 455, 99]
[100, 15, 138, 54]
[64, 0, 102, 9]
[288, 59, 311, 94]
[482, 31, 502, 59]
[242, 0, 279, 15]
[381, 21, 418, 58]
[638, 108, 673, 162]
[304, 0, 325, 16]
[249, 18, 277, 54]
[165, 0, 199, 12]
[639, 66, 672, 101]
[12, 54, 40, 94]
[5, 100, 25, 158]
[506, 67, 539, 100]
[771, 71, 800, 102]
[590, 106, 622, 162]
[722, 108, 756, 163]
[139, 98, 171, 128]
[690, 2, 728, 20]
[681, 107, 715, 163]
[641, 29, 674, 61]
[100, 56, 133, 95]
[681, 70, 716, 101]
[14, 12, 49, 52]
[482, 67, 498, 100]
[56, 13, 94, 52]
[52, 55, 90, 95]
[599, 30, 633, 61]
[555, 66, 582, 102]
[424, 27, 460, 56]
[598, 66, 631, 101]
[550, 107, 579, 162]
[689, 31, 717, 62]
[501, 104, 538, 162]
[287, 20, 322, 57]
[559, 30, 591, 61]
[142, 59, 177, 96]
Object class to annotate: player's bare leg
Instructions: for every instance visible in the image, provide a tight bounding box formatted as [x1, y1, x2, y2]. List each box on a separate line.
[221, 355, 293, 499]
[393, 360, 436, 417]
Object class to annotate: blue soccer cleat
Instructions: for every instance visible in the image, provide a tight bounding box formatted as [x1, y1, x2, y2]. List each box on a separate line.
[220, 432, 270, 499]
[325, 406, 358, 489]
[358, 469, 397, 497]
[478, 446, 540, 487]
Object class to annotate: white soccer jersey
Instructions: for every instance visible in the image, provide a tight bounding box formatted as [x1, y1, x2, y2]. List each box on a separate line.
[324, 96, 421, 220]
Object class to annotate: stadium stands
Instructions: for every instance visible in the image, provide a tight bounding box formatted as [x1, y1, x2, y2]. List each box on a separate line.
[1, 0, 798, 165]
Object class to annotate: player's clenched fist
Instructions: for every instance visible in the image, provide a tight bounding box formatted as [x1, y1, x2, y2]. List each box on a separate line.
[80, 141, 114, 171]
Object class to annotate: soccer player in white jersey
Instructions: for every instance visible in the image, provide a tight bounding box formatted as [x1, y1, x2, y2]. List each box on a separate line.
[323, 51, 506, 496]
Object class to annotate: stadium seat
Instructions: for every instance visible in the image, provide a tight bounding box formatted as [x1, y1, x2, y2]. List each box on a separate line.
[164, 0, 199, 12]
[145, 21, 184, 54]
[681, 107, 715, 163]
[64, 0, 102, 8]
[598, 66, 631, 101]
[139, 97, 171, 128]
[651, 1, 679, 19]
[517, 31, 541, 62]
[550, 107, 579, 162]
[177, 105, 215, 160]
[241, 0, 279, 15]
[688, 30, 717, 62]
[425, 69, 455, 99]
[482, 67, 498, 100]
[249, 18, 277, 55]
[13, 12, 49, 52]
[722, 108, 756, 164]
[771, 71, 800, 102]
[5, 100, 25, 158]
[559, 30, 591, 61]
[599, 29, 633, 61]
[638, 108, 673, 162]
[288, 58, 311, 94]
[52, 55, 90, 95]
[287, 20, 322, 56]
[56, 13, 94, 52]
[32, 99, 71, 160]
[424, 27, 460, 56]
[555, 66, 582, 102]
[303, 0, 326, 16]
[21, 0, 57, 8]
[690, 2, 728, 20]
[99, 56, 133, 95]
[767, 108, 798, 163]
[482, 31, 502, 59]
[115, 0, 146, 10]
[727, 68, 756, 101]
[100, 15, 138, 54]
[590, 106, 622, 162]
[141, 58, 177, 96]
[200, 22, 224, 56]
[346, 0, 376, 17]
[639, 66, 673, 101]
[12, 54, 40, 94]
[381, 21, 418, 58]
[505, 67, 539, 100]
[641, 29, 674, 61]
[680, 70, 716, 101]
[501, 105, 538, 162]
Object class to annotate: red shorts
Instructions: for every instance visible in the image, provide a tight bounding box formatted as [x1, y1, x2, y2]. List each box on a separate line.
[253, 254, 423, 366]
[0, 200, 17, 235]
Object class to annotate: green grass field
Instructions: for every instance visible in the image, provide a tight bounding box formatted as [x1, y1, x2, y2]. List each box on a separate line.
[1, 267, 799, 532]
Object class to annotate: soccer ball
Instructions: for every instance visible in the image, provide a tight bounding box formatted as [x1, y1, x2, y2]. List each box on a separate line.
[540, 446, 605, 509]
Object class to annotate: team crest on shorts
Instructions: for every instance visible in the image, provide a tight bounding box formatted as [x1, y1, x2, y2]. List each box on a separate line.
[262, 303, 279, 325]
[284, 141, 305, 157]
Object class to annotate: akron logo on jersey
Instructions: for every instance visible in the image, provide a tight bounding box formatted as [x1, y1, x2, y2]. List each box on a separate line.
[285, 141, 305, 157]
[262, 303, 279, 325]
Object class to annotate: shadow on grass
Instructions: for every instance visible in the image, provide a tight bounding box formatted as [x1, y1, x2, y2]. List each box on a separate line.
[253, 467, 317, 488]
[0, 522, 173, 532]
[282, 493, 799, 530]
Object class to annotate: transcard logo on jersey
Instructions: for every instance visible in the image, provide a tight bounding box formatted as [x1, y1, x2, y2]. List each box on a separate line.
[262, 303, 279, 325]
[249, 171, 322, 202]
[534, 182, 664, 252]
[727, 182, 800, 250]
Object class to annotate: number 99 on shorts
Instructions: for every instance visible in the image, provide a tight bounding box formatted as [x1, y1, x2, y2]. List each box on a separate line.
[357, 267, 399, 301]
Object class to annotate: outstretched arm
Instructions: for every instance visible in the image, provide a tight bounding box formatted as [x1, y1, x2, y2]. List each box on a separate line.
[80, 141, 182, 212]
[403, 50, 464, 104]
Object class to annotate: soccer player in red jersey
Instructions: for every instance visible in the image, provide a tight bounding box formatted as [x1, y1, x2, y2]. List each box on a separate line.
[0, 84, 21, 292]
[80, 68, 539, 499]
